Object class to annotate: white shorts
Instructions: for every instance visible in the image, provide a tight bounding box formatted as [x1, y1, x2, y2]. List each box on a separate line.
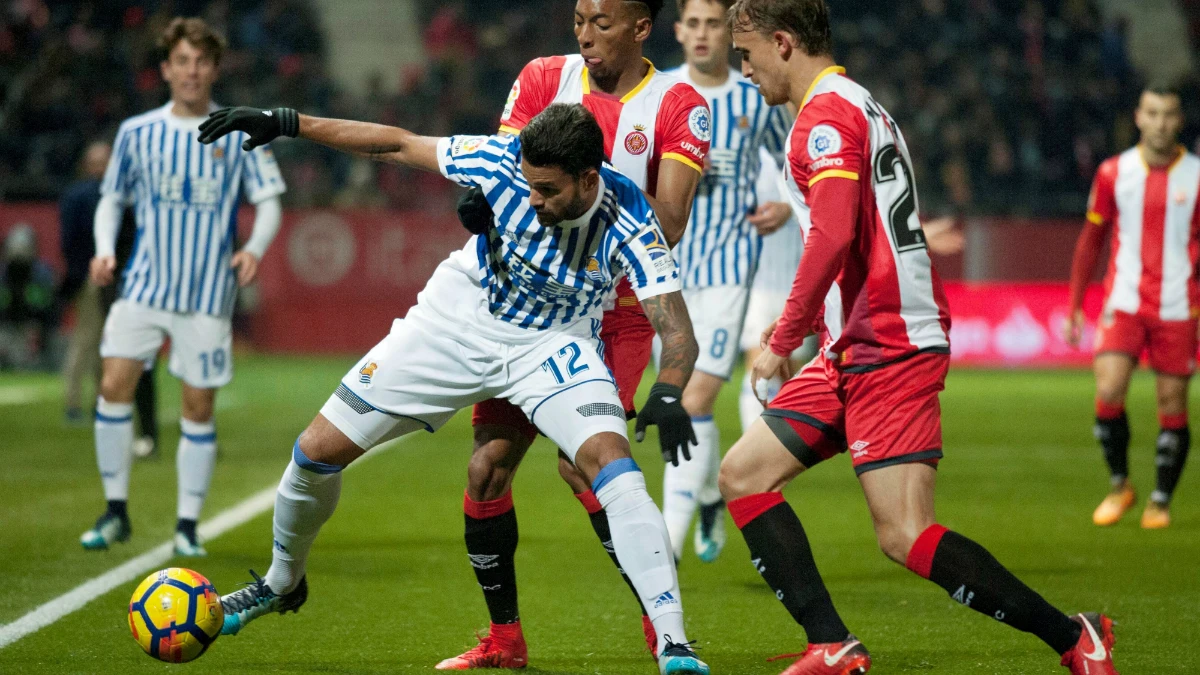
[319, 310, 629, 460]
[658, 285, 749, 380]
[100, 299, 232, 388]
[740, 289, 819, 360]
[741, 290, 787, 352]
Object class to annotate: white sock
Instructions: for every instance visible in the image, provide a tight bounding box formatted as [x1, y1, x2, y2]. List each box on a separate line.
[662, 416, 717, 559]
[94, 397, 134, 502]
[265, 447, 342, 594]
[696, 419, 722, 506]
[176, 418, 217, 521]
[595, 460, 687, 653]
[739, 370, 783, 435]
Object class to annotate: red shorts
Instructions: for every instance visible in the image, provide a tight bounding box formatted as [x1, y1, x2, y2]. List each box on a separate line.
[762, 350, 949, 475]
[1094, 310, 1197, 377]
[472, 281, 653, 441]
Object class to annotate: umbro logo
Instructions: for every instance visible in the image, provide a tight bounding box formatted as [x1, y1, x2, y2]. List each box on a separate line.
[468, 554, 500, 570]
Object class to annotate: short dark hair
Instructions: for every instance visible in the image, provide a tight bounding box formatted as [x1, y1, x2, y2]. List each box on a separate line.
[1143, 79, 1182, 100]
[728, 0, 832, 57]
[626, 0, 664, 23]
[158, 17, 226, 64]
[678, 0, 734, 15]
[520, 103, 607, 177]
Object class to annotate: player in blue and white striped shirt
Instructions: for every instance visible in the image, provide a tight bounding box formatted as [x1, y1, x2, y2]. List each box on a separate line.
[657, 0, 795, 565]
[198, 102, 710, 673]
[81, 18, 286, 557]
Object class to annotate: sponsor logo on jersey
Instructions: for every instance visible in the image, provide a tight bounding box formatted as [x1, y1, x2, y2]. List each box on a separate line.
[625, 124, 649, 155]
[688, 105, 711, 142]
[451, 137, 484, 156]
[809, 156, 845, 172]
[680, 140, 706, 160]
[638, 229, 670, 260]
[807, 124, 842, 159]
[502, 79, 521, 121]
[358, 361, 378, 387]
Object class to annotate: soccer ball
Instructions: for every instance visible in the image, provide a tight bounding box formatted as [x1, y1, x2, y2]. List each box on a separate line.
[128, 568, 223, 663]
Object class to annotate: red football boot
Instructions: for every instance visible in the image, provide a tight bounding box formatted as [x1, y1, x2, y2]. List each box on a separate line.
[643, 614, 658, 661]
[1061, 613, 1118, 674]
[435, 621, 529, 670]
[770, 636, 871, 675]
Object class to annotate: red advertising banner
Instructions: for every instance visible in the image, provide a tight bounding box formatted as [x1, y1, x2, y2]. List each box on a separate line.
[942, 282, 1105, 368]
[252, 209, 470, 352]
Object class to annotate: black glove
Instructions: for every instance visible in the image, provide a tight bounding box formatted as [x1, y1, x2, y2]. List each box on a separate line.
[198, 106, 299, 151]
[634, 383, 697, 467]
[457, 186, 494, 235]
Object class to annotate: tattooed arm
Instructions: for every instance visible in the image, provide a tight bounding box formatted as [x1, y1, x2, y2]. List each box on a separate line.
[640, 290, 698, 390]
[295, 115, 442, 171]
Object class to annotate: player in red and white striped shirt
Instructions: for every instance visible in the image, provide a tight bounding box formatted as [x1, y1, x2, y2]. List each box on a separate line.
[719, 2, 1117, 674]
[1065, 83, 1199, 530]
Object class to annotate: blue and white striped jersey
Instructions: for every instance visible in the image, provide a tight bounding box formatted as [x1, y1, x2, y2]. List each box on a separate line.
[102, 103, 286, 317]
[666, 66, 790, 288]
[436, 134, 681, 331]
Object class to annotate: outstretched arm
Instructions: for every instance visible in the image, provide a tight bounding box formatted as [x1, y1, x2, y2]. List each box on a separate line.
[198, 107, 441, 173]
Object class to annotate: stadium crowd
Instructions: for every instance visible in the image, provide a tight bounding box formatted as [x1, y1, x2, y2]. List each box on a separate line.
[1, 0, 1197, 216]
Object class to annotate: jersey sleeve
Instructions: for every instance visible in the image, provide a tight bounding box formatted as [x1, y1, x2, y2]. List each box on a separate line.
[1086, 157, 1119, 226]
[240, 144, 288, 203]
[499, 57, 561, 135]
[656, 84, 711, 174]
[436, 135, 513, 190]
[790, 93, 868, 191]
[614, 217, 682, 300]
[100, 123, 138, 204]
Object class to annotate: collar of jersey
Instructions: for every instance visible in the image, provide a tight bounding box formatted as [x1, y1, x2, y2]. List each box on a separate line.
[800, 65, 846, 112]
[558, 174, 607, 229]
[582, 58, 656, 103]
[677, 66, 741, 99]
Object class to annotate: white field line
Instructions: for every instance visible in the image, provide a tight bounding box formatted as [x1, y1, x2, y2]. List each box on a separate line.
[0, 440, 400, 650]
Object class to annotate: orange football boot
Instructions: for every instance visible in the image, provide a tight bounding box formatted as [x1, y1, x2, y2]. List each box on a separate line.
[1092, 481, 1135, 526]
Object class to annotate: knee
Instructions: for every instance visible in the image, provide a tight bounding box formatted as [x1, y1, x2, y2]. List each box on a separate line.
[557, 455, 592, 493]
[99, 370, 135, 403]
[874, 520, 929, 565]
[682, 389, 715, 418]
[719, 450, 769, 501]
[1156, 385, 1188, 416]
[467, 447, 514, 502]
[1095, 383, 1125, 407]
[574, 432, 632, 483]
[181, 398, 214, 424]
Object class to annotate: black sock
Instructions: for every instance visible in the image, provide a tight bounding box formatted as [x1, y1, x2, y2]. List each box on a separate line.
[584, 508, 648, 617]
[1094, 413, 1130, 482]
[175, 518, 197, 540]
[106, 499, 128, 519]
[914, 528, 1081, 654]
[135, 367, 158, 443]
[734, 500, 849, 644]
[699, 499, 725, 535]
[464, 505, 520, 624]
[1153, 427, 1190, 504]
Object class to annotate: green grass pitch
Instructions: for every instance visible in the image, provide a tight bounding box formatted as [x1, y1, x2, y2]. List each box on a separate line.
[0, 355, 1196, 673]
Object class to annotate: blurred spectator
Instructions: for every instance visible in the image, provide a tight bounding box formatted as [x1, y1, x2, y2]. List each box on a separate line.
[1, 0, 1189, 217]
[0, 224, 56, 369]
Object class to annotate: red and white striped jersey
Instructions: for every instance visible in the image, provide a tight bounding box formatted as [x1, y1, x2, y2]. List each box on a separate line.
[498, 55, 710, 197]
[777, 67, 950, 368]
[1086, 147, 1200, 321]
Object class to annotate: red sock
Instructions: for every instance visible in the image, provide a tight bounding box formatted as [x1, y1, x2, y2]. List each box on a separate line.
[728, 492, 785, 529]
[1095, 400, 1124, 420]
[464, 490, 514, 519]
[574, 490, 603, 515]
[1160, 412, 1188, 430]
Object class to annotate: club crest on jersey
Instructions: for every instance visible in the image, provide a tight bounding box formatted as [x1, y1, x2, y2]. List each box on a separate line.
[625, 125, 649, 155]
[585, 256, 605, 282]
[502, 79, 521, 121]
[807, 124, 842, 159]
[1174, 190, 1189, 205]
[688, 106, 711, 142]
[737, 115, 750, 131]
[358, 361, 378, 388]
[212, 146, 225, 160]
